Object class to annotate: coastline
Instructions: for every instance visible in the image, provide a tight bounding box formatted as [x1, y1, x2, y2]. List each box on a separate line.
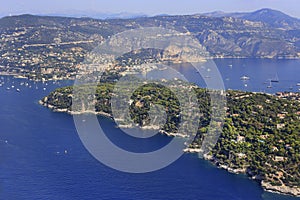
[184, 147, 300, 197]
[39, 100, 113, 118]
[1, 57, 300, 83]
[39, 97, 300, 197]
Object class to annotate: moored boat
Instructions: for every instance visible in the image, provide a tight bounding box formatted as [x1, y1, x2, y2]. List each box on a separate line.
[240, 75, 250, 80]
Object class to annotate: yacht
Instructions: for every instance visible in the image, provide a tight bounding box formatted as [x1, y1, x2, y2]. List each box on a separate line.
[270, 73, 279, 83]
[240, 75, 250, 80]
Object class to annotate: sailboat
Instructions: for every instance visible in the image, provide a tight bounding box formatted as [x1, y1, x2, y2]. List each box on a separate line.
[270, 73, 279, 83]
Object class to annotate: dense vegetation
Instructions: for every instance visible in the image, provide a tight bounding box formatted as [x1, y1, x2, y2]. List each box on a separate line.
[212, 92, 300, 187]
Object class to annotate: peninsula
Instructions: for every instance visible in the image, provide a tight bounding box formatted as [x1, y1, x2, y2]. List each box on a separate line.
[40, 82, 300, 197]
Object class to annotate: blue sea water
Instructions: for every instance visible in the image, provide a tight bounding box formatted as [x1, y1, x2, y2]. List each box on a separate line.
[174, 59, 300, 94]
[0, 59, 299, 200]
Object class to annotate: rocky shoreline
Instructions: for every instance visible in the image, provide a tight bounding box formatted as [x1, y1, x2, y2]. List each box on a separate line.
[261, 181, 300, 197]
[184, 148, 300, 197]
[39, 100, 113, 118]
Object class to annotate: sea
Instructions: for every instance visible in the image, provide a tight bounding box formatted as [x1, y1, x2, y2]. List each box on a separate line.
[0, 59, 299, 200]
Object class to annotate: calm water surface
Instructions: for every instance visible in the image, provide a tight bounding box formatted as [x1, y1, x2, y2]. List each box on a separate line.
[0, 59, 299, 200]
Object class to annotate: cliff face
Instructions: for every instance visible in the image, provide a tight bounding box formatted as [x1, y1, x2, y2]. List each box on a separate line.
[197, 28, 298, 58]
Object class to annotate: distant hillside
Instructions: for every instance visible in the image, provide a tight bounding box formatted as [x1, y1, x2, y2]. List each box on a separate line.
[0, 10, 299, 79]
[242, 9, 300, 30]
[203, 8, 300, 30]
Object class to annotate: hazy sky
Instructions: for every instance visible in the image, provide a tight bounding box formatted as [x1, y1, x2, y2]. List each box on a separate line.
[0, 0, 299, 18]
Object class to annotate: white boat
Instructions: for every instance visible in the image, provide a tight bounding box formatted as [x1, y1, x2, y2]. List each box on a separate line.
[267, 80, 272, 88]
[270, 73, 279, 83]
[297, 83, 300, 86]
[16, 88, 20, 92]
[240, 75, 250, 80]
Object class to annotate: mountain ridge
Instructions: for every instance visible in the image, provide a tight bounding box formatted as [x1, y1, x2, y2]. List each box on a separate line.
[0, 9, 299, 80]
[202, 8, 300, 29]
